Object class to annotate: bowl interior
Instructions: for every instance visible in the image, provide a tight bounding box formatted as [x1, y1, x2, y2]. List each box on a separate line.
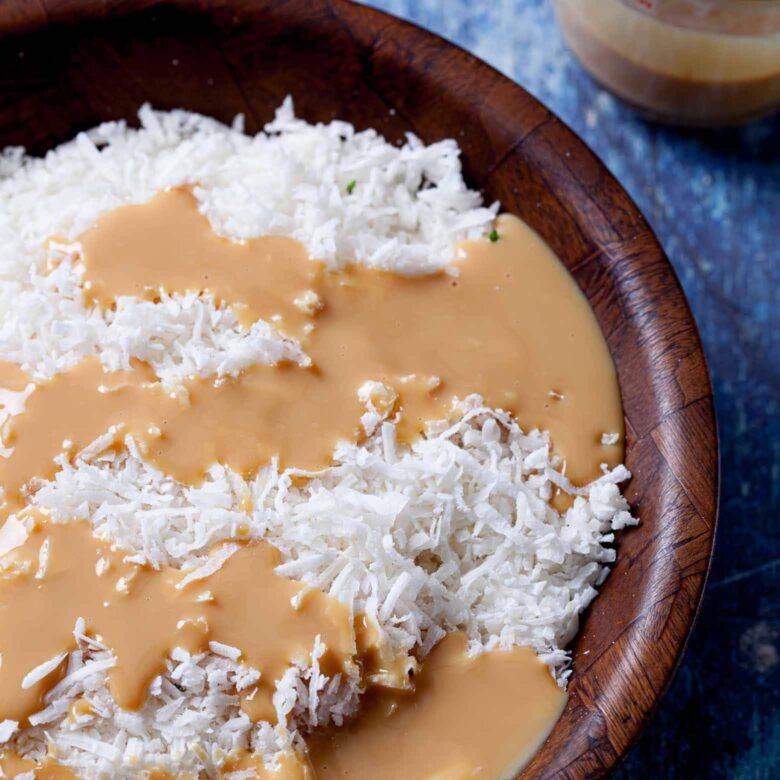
[0, 1, 718, 776]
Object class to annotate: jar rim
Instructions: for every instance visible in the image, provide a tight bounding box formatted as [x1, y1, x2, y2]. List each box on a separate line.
[616, 0, 780, 38]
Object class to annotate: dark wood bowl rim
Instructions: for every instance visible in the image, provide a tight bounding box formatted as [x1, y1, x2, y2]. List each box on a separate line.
[0, 1, 719, 777]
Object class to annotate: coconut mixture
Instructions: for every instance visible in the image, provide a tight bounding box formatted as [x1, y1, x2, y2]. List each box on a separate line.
[0, 99, 636, 779]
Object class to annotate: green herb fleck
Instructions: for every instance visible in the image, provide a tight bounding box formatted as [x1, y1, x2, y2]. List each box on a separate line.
[346, 180, 357, 195]
[488, 229, 499, 242]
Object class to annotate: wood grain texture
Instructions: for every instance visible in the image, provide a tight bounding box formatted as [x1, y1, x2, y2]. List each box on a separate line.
[0, 1, 719, 776]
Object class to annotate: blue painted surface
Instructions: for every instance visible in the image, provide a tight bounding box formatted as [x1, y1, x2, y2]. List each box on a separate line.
[364, 1, 780, 777]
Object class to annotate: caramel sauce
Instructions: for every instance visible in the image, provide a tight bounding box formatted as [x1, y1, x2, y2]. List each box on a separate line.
[353, 613, 416, 690]
[0, 189, 620, 774]
[0, 519, 354, 725]
[73, 188, 622, 485]
[307, 632, 567, 779]
[0, 358, 169, 513]
[79, 188, 317, 332]
[0, 363, 33, 392]
[221, 750, 314, 779]
[67, 697, 93, 723]
[0, 752, 76, 779]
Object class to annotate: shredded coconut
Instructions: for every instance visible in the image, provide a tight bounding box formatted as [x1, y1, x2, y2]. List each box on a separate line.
[0, 98, 496, 384]
[0, 719, 18, 744]
[0, 100, 636, 777]
[21, 652, 68, 690]
[0, 515, 28, 558]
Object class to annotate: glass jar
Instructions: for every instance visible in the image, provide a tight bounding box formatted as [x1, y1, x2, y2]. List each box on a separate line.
[554, 0, 780, 126]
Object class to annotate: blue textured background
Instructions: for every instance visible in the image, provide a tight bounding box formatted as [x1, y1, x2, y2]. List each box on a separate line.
[363, 1, 779, 777]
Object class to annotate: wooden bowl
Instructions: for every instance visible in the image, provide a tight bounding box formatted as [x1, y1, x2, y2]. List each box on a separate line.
[0, 1, 718, 776]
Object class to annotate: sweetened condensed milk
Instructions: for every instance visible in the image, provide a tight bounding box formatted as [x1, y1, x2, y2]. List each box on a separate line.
[0, 187, 625, 777]
[76, 187, 622, 485]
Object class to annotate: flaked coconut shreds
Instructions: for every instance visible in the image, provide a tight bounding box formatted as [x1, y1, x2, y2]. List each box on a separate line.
[0, 97, 496, 384]
[0, 100, 636, 778]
